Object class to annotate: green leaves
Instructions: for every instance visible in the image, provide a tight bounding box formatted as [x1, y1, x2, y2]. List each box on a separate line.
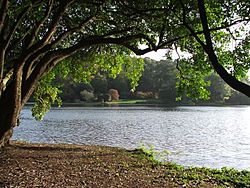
[124, 57, 144, 90]
[31, 45, 145, 120]
[8, 0, 249, 121]
[32, 72, 62, 121]
[175, 38, 213, 101]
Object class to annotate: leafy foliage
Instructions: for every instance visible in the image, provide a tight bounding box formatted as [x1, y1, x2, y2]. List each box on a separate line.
[1, 0, 250, 123]
[176, 58, 211, 101]
[32, 47, 144, 119]
[80, 90, 95, 102]
[51, 57, 247, 105]
[32, 72, 62, 121]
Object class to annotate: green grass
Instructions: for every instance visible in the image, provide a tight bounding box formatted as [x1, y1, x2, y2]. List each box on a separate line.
[131, 146, 250, 187]
[106, 99, 148, 104]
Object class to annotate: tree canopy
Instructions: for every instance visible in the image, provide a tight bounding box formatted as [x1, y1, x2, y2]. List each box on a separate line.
[0, 0, 249, 146]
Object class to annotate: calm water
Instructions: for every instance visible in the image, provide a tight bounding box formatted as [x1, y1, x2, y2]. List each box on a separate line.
[13, 106, 250, 170]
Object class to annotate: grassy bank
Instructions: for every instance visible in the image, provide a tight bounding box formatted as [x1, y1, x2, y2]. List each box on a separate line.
[106, 99, 149, 105]
[0, 142, 249, 187]
[134, 147, 250, 187]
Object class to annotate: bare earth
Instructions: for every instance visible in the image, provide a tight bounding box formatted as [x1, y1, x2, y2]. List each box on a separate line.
[0, 141, 176, 188]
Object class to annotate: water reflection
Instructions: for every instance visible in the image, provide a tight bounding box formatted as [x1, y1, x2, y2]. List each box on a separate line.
[14, 106, 250, 170]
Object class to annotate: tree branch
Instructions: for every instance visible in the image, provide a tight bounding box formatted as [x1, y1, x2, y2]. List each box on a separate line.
[101, 27, 135, 38]
[6, 29, 30, 61]
[175, 0, 208, 50]
[22, 15, 95, 80]
[26, 0, 54, 48]
[197, 0, 250, 97]
[2, 68, 13, 91]
[22, 33, 151, 102]
[41, 0, 75, 44]
[197, 0, 214, 49]
[4, 5, 31, 50]
[18, 0, 74, 65]
[157, 18, 250, 49]
[121, 43, 152, 55]
[49, 15, 95, 47]
[0, 0, 8, 32]
[70, 34, 155, 56]
[21, 52, 66, 106]
[6, 0, 74, 76]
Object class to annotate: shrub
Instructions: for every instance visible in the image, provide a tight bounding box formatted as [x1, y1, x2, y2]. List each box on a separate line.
[104, 93, 111, 102]
[80, 90, 95, 102]
[134, 91, 156, 99]
[108, 89, 119, 101]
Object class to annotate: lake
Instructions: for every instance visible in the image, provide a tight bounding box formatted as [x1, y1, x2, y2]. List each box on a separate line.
[13, 106, 250, 170]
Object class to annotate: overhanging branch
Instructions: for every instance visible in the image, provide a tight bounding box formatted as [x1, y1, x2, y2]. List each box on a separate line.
[26, 0, 54, 48]
[197, 0, 250, 97]
[0, 0, 8, 32]
[4, 5, 31, 50]
[22, 33, 152, 99]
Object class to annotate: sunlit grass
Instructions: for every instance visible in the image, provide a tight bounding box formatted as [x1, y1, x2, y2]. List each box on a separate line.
[106, 99, 148, 104]
[131, 145, 250, 187]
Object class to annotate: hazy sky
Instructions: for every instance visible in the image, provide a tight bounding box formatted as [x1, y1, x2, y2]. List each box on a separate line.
[141, 49, 168, 61]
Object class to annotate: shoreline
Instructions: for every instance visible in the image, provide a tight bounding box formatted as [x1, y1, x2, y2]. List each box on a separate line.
[25, 101, 250, 108]
[1, 141, 249, 187]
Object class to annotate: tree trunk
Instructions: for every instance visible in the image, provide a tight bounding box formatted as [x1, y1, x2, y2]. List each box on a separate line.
[0, 90, 21, 147]
[0, 65, 23, 147]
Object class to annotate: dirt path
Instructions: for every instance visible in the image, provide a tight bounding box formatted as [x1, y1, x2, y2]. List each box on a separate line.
[0, 141, 175, 188]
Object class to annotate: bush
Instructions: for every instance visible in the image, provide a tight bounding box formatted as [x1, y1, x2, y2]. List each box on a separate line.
[159, 88, 176, 104]
[108, 89, 119, 101]
[104, 93, 111, 102]
[80, 90, 95, 102]
[134, 91, 157, 99]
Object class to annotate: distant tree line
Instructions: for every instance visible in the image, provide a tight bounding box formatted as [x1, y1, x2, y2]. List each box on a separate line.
[55, 58, 250, 105]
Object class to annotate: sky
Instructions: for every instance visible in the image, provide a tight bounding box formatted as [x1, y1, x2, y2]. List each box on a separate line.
[141, 49, 168, 61]
[141, 47, 189, 61]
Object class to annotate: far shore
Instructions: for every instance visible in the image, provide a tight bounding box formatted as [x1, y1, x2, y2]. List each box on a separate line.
[25, 99, 250, 108]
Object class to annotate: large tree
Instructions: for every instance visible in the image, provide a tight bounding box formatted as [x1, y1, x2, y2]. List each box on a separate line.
[0, 0, 161, 146]
[0, 0, 249, 147]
